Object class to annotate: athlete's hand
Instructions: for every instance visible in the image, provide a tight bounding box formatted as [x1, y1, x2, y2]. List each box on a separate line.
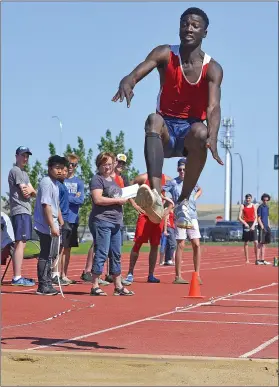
[112, 76, 135, 108]
[133, 203, 146, 215]
[206, 137, 224, 165]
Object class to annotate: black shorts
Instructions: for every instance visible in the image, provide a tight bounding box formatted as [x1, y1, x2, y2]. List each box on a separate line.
[61, 222, 79, 248]
[242, 222, 258, 242]
[258, 227, 271, 244]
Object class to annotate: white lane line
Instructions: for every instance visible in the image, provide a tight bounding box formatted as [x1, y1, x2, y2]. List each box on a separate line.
[27, 282, 277, 351]
[176, 311, 279, 317]
[239, 335, 279, 358]
[149, 319, 278, 326]
[222, 299, 278, 302]
[235, 294, 278, 296]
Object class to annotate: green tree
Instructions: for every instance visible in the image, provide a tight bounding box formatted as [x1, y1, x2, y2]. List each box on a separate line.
[65, 137, 93, 230]
[97, 129, 139, 226]
[269, 199, 278, 226]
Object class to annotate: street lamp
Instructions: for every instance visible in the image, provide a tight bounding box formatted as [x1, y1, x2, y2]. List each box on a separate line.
[218, 138, 233, 221]
[52, 116, 63, 155]
[235, 153, 244, 204]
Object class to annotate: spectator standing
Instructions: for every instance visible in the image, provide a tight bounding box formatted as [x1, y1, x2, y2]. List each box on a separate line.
[33, 155, 67, 295]
[62, 154, 84, 284]
[8, 146, 36, 286]
[256, 193, 272, 265]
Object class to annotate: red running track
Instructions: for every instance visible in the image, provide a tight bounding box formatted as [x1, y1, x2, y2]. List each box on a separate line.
[1, 245, 278, 359]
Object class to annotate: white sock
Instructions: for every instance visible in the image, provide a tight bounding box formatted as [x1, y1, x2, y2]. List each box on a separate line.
[52, 272, 60, 279]
[13, 276, 21, 281]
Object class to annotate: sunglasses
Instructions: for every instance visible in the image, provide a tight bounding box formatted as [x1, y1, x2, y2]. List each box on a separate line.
[178, 167, 185, 172]
[69, 162, 77, 167]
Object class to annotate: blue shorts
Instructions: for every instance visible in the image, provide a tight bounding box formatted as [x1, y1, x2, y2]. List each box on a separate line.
[162, 116, 203, 158]
[11, 214, 32, 242]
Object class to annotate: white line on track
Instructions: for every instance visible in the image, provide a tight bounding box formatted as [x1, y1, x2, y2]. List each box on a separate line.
[222, 299, 278, 302]
[175, 311, 279, 317]
[149, 319, 278, 326]
[27, 282, 277, 351]
[239, 335, 279, 358]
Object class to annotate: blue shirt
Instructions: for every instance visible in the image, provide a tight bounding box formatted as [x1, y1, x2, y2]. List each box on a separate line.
[163, 177, 200, 219]
[64, 176, 84, 224]
[58, 181, 69, 222]
[257, 204, 269, 229]
[34, 176, 59, 235]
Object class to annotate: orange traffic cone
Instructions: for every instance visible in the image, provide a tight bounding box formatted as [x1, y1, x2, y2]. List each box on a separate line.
[184, 272, 204, 299]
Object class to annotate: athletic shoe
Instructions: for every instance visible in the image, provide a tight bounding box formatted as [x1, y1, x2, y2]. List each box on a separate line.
[11, 277, 35, 287]
[125, 273, 134, 283]
[36, 287, 59, 296]
[255, 260, 265, 265]
[52, 276, 69, 286]
[121, 277, 132, 286]
[98, 278, 110, 286]
[135, 184, 164, 224]
[164, 260, 175, 266]
[147, 275, 160, 283]
[62, 277, 77, 285]
[80, 271, 93, 282]
[174, 199, 193, 229]
[263, 260, 272, 265]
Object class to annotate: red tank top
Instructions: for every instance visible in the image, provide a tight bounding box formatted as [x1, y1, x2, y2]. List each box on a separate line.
[156, 45, 211, 120]
[243, 205, 255, 222]
[167, 211, 175, 229]
[114, 174, 125, 188]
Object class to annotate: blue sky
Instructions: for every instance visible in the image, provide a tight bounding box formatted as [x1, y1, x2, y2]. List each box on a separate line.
[2, 1, 278, 204]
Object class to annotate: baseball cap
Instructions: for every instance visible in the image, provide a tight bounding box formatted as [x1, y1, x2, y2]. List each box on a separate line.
[16, 146, 32, 156]
[116, 153, 127, 163]
[177, 158, 187, 167]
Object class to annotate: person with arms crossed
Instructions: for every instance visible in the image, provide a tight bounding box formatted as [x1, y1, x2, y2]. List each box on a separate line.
[112, 7, 223, 230]
[8, 146, 36, 286]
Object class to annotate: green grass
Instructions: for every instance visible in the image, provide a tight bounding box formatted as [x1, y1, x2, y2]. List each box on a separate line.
[24, 240, 277, 257]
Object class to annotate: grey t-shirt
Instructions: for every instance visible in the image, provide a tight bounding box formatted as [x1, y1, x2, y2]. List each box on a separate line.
[89, 174, 123, 225]
[8, 165, 31, 216]
[33, 176, 59, 235]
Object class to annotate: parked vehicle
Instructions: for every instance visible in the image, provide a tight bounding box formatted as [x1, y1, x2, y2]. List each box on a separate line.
[208, 221, 243, 242]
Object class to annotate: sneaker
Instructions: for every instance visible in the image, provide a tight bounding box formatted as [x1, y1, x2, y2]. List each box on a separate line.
[80, 272, 93, 282]
[255, 260, 265, 265]
[174, 199, 193, 229]
[263, 260, 272, 265]
[36, 287, 58, 296]
[105, 274, 113, 283]
[147, 275, 160, 283]
[125, 273, 134, 283]
[121, 277, 132, 286]
[52, 276, 69, 286]
[164, 260, 175, 266]
[135, 184, 164, 224]
[173, 277, 189, 284]
[11, 277, 35, 287]
[62, 277, 77, 285]
[98, 278, 110, 286]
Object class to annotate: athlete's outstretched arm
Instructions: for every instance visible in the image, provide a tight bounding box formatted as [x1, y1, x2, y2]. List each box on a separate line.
[112, 45, 169, 108]
[205, 60, 224, 165]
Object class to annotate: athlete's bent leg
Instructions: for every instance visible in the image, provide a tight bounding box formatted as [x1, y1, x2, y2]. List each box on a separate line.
[179, 122, 208, 202]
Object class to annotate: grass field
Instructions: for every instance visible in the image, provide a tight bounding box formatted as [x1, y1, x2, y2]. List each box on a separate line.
[24, 240, 277, 257]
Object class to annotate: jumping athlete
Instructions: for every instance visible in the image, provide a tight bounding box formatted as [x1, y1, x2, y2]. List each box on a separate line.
[112, 7, 223, 229]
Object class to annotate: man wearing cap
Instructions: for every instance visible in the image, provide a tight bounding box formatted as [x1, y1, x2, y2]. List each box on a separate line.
[163, 158, 203, 284]
[8, 146, 36, 286]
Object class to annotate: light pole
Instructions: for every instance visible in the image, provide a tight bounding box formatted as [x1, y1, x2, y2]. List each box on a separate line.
[52, 116, 63, 155]
[220, 117, 234, 221]
[235, 152, 244, 204]
[218, 139, 233, 221]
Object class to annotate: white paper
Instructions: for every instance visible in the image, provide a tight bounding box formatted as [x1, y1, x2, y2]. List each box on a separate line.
[121, 184, 139, 199]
